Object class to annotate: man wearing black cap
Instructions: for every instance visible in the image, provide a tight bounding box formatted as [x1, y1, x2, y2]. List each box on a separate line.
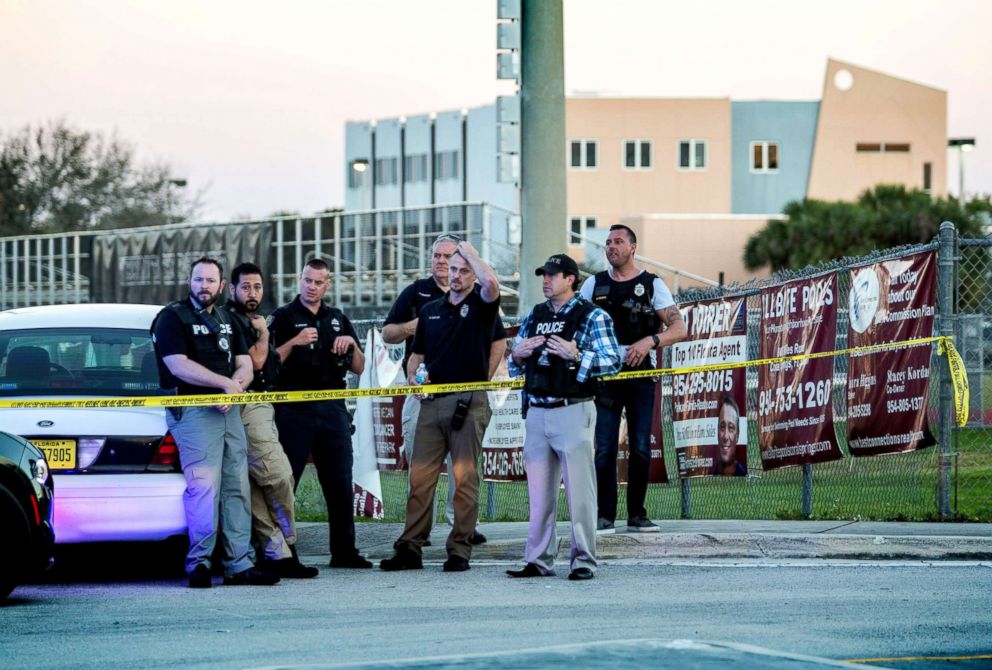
[579, 224, 686, 534]
[506, 254, 622, 581]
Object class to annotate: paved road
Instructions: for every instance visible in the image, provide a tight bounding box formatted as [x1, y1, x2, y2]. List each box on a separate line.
[3, 554, 990, 669]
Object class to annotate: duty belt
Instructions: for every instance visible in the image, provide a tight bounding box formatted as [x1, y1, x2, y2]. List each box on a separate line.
[528, 396, 594, 409]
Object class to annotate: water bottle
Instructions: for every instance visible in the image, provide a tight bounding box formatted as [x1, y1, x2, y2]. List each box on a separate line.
[415, 363, 431, 399]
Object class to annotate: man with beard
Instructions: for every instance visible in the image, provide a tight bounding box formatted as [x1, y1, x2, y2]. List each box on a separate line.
[713, 396, 747, 477]
[219, 262, 318, 578]
[382, 234, 506, 544]
[579, 224, 686, 534]
[506, 254, 621, 581]
[380, 241, 500, 573]
[151, 257, 279, 588]
[268, 258, 372, 569]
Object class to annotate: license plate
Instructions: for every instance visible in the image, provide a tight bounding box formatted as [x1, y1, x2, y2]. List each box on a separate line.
[32, 439, 76, 469]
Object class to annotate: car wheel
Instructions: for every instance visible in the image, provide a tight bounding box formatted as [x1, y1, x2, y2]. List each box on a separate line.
[0, 484, 31, 601]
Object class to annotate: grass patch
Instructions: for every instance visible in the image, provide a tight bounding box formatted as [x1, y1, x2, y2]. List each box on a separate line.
[294, 428, 992, 523]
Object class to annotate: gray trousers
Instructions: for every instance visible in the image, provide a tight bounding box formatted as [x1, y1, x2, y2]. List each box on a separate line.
[167, 406, 254, 576]
[522, 401, 598, 573]
[402, 394, 456, 525]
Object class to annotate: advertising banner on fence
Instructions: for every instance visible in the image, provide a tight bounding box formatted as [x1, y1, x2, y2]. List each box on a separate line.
[847, 251, 937, 455]
[671, 297, 748, 478]
[90, 222, 274, 308]
[352, 329, 397, 518]
[757, 274, 843, 470]
[482, 326, 526, 482]
[614, 378, 669, 484]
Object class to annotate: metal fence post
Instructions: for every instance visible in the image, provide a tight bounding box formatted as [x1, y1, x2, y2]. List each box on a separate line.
[937, 221, 956, 519]
[680, 478, 691, 519]
[801, 464, 814, 517]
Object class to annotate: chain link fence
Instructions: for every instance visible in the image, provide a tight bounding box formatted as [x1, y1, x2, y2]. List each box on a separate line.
[331, 223, 990, 523]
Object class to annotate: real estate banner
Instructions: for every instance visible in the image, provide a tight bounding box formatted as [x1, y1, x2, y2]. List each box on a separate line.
[671, 297, 748, 478]
[847, 251, 937, 456]
[757, 274, 843, 470]
[615, 377, 669, 485]
[482, 325, 526, 482]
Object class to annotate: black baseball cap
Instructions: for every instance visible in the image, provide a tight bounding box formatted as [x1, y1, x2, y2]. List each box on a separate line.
[535, 253, 579, 278]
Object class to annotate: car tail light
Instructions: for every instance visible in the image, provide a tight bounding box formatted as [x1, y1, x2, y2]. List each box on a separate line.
[78, 438, 106, 469]
[149, 433, 180, 470]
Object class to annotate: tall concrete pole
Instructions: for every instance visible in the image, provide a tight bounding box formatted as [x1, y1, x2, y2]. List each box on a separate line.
[518, 0, 566, 314]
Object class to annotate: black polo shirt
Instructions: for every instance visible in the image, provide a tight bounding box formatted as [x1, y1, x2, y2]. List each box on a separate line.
[386, 277, 507, 369]
[268, 295, 360, 391]
[152, 298, 248, 396]
[412, 286, 500, 385]
[384, 277, 447, 368]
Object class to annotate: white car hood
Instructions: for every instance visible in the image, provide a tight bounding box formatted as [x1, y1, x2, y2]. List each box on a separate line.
[0, 400, 166, 437]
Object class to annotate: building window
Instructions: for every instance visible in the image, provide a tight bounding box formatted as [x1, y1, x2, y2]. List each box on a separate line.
[374, 157, 398, 186]
[434, 150, 460, 181]
[678, 140, 707, 170]
[569, 140, 598, 169]
[404, 154, 428, 183]
[856, 143, 911, 153]
[923, 162, 932, 193]
[568, 216, 596, 245]
[750, 141, 779, 173]
[623, 140, 652, 169]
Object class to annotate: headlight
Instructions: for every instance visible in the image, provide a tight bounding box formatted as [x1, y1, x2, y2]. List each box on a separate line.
[32, 457, 50, 485]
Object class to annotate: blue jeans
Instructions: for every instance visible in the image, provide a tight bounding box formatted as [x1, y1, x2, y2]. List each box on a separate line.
[593, 377, 657, 522]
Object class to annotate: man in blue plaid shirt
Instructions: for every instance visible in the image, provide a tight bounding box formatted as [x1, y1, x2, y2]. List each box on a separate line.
[506, 253, 622, 581]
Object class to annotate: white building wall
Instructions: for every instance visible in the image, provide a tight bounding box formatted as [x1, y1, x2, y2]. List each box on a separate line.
[403, 115, 433, 207]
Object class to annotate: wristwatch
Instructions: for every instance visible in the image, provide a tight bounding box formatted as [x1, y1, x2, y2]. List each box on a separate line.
[651, 334, 661, 348]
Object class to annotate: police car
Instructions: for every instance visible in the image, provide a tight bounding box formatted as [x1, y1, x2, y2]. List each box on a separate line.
[0, 304, 185, 544]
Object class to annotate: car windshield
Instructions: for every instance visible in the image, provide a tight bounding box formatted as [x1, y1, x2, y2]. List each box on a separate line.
[0, 328, 163, 396]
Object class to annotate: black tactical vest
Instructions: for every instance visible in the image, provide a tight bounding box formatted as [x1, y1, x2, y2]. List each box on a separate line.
[220, 303, 281, 392]
[152, 299, 235, 389]
[523, 299, 598, 399]
[592, 271, 660, 369]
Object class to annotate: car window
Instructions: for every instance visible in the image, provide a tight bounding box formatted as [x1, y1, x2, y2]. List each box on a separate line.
[0, 328, 161, 395]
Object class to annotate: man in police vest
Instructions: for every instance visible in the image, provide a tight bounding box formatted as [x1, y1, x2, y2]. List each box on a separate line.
[382, 233, 506, 544]
[268, 258, 372, 569]
[152, 257, 279, 588]
[220, 262, 318, 579]
[506, 253, 621, 580]
[579, 224, 686, 533]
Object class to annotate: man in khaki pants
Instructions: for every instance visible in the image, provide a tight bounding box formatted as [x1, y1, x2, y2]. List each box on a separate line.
[221, 262, 317, 579]
[380, 240, 501, 573]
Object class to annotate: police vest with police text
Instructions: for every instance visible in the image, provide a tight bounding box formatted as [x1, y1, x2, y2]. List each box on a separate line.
[523, 299, 598, 399]
[152, 299, 235, 389]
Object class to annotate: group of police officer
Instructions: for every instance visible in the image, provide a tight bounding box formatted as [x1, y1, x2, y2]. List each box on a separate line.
[151, 225, 684, 587]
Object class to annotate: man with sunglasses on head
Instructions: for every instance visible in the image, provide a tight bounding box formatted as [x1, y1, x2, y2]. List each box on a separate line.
[380, 240, 501, 573]
[579, 224, 686, 534]
[382, 233, 506, 545]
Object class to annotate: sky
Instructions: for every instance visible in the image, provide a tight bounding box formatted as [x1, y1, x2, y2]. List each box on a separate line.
[2, 0, 989, 221]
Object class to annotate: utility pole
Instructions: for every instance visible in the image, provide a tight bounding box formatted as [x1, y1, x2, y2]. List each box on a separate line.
[518, 0, 566, 312]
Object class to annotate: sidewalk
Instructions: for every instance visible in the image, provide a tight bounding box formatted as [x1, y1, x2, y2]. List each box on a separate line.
[296, 519, 992, 562]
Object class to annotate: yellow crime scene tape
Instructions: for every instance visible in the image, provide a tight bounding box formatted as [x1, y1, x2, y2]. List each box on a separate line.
[0, 335, 969, 426]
